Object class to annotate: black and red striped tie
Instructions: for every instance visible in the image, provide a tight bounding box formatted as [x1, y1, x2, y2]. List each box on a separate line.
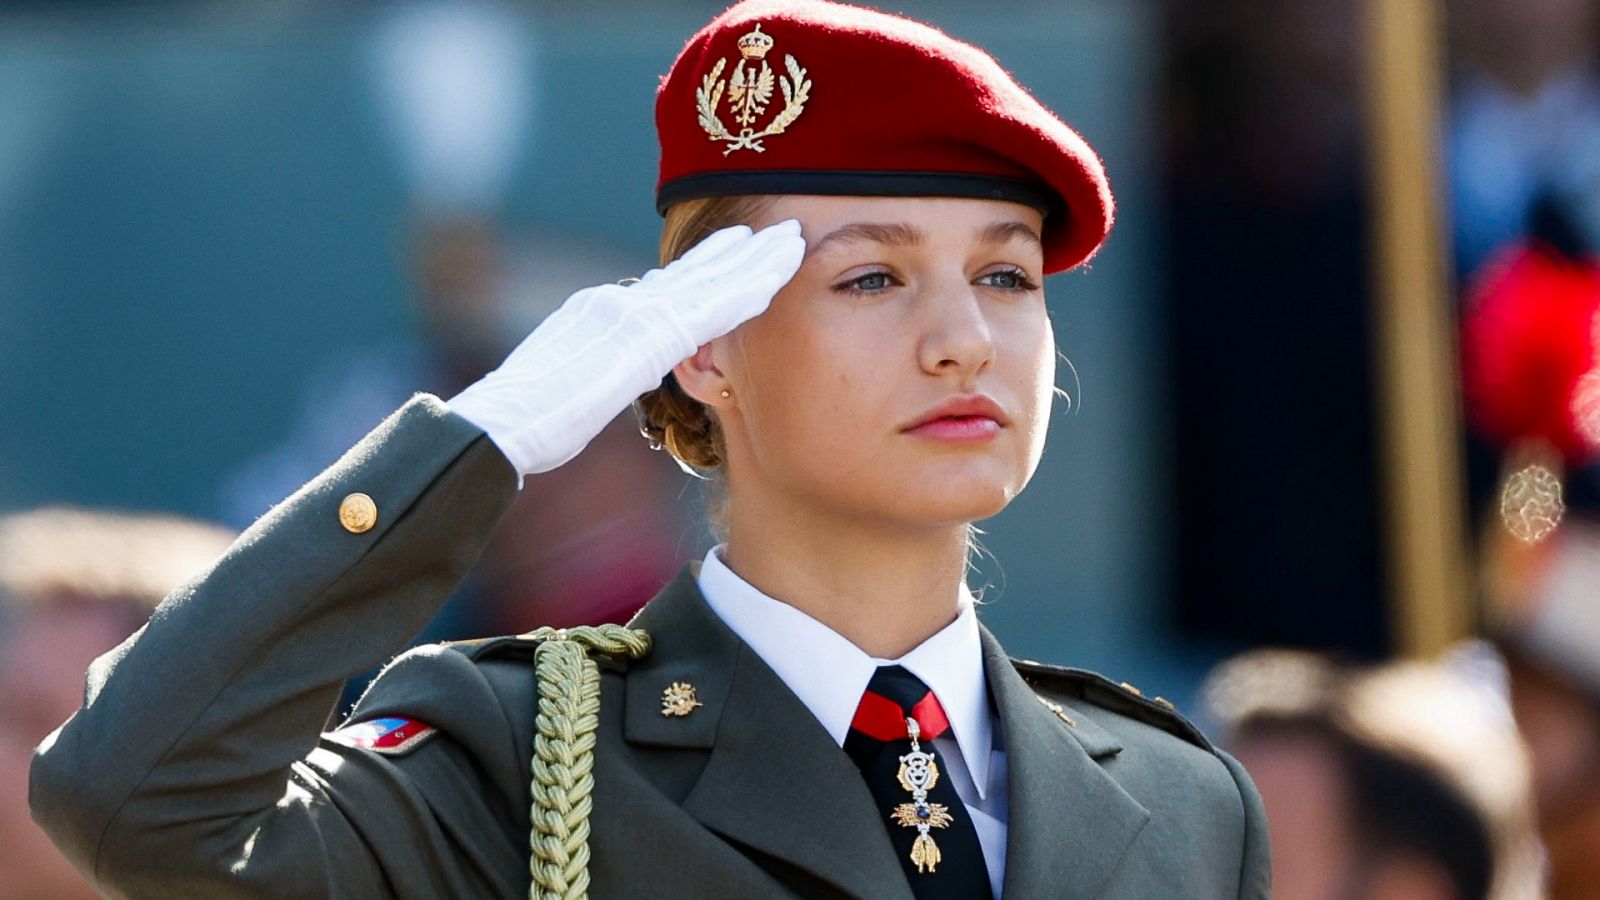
[844, 665, 993, 899]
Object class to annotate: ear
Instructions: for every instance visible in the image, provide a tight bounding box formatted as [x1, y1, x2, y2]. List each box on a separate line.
[672, 340, 732, 407]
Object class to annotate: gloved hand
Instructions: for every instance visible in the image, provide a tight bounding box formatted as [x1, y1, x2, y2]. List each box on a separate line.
[449, 219, 805, 479]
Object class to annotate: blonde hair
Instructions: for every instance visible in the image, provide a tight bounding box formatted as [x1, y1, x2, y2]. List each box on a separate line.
[635, 194, 774, 472]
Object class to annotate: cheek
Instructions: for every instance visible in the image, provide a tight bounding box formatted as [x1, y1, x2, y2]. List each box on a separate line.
[734, 284, 878, 410]
[739, 316, 879, 445]
[736, 304, 810, 399]
[1004, 310, 1058, 432]
[1030, 314, 1057, 390]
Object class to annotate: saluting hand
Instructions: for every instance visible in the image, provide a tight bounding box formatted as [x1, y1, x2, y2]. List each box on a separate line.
[449, 219, 805, 478]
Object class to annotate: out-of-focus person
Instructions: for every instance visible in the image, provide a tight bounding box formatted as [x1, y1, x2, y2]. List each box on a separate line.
[1462, 218, 1600, 899]
[1204, 649, 1541, 900]
[1486, 501, 1600, 899]
[1449, 0, 1600, 278]
[0, 507, 234, 900]
[218, 1, 686, 637]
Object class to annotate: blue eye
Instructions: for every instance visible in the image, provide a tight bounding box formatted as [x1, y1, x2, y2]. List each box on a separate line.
[836, 270, 897, 294]
[978, 268, 1039, 291]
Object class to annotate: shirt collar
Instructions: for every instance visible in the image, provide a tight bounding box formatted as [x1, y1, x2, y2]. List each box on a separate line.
[696, 545, 994, 799]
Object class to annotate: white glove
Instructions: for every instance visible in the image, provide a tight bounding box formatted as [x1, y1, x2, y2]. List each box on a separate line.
[448, 219, 805, 479]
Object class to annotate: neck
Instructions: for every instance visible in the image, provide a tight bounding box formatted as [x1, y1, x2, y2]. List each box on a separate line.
[721, 486, 970, 659]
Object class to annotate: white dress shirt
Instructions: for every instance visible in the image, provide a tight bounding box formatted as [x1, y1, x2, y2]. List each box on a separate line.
[696, 546, 1009, 897]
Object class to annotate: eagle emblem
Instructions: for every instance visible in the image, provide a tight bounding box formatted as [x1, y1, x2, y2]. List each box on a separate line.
[696, 24, 812, 155]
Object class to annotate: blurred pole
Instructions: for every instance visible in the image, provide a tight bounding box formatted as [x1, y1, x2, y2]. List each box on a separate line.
[1361, 0, 1472, 658]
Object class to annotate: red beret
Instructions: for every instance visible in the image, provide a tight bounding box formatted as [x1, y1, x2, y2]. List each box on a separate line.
[654, 0, 1114, 274]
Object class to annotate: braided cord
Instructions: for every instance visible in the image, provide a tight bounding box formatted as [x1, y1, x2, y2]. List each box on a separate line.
[524, 625, 652, 900]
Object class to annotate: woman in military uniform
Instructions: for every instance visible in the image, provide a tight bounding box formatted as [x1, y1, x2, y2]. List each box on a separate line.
[31, 1, 1270, 898]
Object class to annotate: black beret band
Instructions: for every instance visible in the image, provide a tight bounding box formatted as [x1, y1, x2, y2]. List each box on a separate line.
[656, 170, 1061, 220]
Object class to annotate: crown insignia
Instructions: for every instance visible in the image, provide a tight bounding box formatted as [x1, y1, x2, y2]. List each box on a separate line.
[737, 24, 775, 60]
[696, 24, 812, 155]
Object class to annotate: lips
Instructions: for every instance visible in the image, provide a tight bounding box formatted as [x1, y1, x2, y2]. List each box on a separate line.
[902, 395, 1009, 441]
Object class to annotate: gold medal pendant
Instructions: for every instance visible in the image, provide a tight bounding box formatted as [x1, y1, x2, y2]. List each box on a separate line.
[911, 832, 942, 874]
[890, 717, 952, 873]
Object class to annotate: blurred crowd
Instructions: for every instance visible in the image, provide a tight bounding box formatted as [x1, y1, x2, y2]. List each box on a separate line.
[1169, 1, 1600, 898]
[9, 0, 1600, 898]
[213, 2, 689, 642]
[0, 509, 236, 898]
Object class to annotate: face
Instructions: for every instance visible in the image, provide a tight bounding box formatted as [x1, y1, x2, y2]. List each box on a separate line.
[1234, 733, 1361, 900]
[684, 195, 1054, 530]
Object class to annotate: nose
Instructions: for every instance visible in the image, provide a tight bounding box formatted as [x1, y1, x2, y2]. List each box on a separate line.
[916, 280, 995, 384]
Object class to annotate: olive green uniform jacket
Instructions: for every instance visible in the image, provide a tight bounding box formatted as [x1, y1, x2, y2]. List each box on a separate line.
[31, 396, 1270, 899]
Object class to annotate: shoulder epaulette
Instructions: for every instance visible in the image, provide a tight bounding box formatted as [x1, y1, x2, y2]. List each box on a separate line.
[441, 633, 546, 663]
[1011, 658, 1213, 752]
[442, 627, 644, 670]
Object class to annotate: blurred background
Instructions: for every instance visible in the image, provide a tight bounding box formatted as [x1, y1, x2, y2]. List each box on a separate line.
[4, 0, 1600, 897]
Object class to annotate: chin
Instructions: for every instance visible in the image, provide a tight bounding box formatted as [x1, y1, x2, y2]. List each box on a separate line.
[872, 466, 1022, 525]
[788, 445, 1029, 527]
[941, 484, 1016, 522]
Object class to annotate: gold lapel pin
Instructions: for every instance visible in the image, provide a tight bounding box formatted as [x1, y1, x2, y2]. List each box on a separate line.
[661, 682, 703, 717]
[1038, 696, 1077, 728]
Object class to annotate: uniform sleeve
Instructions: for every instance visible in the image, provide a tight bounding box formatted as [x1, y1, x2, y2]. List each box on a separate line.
[29, 394, 525, 900]
[1218, 749, 1272, 900]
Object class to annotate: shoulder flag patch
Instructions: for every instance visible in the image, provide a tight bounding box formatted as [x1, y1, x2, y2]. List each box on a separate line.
[327, 717, 438, 756]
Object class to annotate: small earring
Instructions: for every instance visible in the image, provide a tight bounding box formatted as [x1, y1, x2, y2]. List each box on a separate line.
[719, 389, 732, 399]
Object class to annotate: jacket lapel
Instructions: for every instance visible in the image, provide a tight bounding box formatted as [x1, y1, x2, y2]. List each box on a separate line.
[624, 571, 914, 900]
[982, 628, 1151, 900]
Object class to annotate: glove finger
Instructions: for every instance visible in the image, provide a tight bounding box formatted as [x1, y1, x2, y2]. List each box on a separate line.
[668, 223, 755, 271]
[682, 219, 804, 288]
[685, 238, 806, 337]
[699, 229, 806, 303]
[501, 283, 612, 363]
[634, 225, 750, 289]
[637, 228, 742, 289]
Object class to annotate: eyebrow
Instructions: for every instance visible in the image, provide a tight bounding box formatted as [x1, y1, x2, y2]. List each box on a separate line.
[977, 220, 1043, 248]
[810, 219, 1042, 253]
[811, 222, 927, 252]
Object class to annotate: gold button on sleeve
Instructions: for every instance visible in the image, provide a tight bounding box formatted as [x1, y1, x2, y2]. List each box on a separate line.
[339, 492, 378, 534]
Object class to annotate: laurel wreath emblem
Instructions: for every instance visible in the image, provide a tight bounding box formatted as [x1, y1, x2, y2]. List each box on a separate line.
[696, 52, 812, 155]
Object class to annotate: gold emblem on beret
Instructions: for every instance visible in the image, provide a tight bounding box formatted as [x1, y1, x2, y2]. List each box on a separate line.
[696, 23, 812, 155]
[661, 681, 703, 717]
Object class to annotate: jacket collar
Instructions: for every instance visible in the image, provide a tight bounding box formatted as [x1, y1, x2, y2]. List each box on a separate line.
[620, 568, 1151, 900]
[624, 568, 914, 900]
[694, 546, 994, 797]
[981, 627, 1151, 900]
